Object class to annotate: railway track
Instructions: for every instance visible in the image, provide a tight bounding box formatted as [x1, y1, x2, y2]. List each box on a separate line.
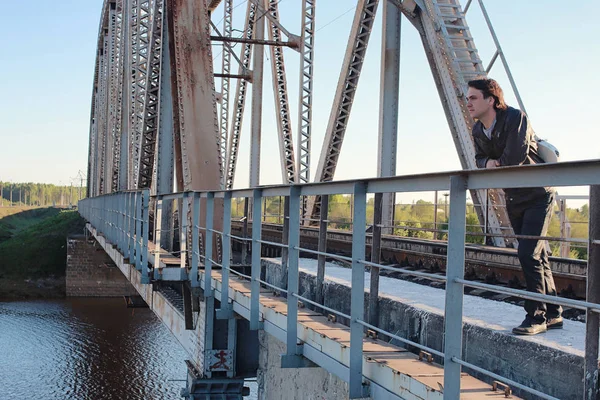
[231, 221, 588, 300]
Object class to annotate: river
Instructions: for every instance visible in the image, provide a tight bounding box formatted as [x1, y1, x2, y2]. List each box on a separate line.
[0, 298, 257, 399]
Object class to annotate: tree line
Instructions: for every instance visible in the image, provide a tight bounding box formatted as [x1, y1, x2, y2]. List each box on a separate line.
[231, 194, 589, 260]
[0, 181, 87, 207]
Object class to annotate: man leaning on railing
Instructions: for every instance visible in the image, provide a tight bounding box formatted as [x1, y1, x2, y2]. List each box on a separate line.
[467, 78, 562, 335]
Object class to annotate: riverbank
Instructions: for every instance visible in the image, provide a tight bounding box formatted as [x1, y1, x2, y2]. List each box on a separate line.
[0, 207, 85, 299]
[0, 277, 66, 300]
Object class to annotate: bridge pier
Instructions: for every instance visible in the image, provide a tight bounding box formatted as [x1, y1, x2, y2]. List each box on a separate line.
[66, 234, 138, 297]
[258, 331, 354, 399]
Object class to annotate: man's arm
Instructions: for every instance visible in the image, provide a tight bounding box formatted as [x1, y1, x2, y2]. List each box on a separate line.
[497, 111, 531, 167]
[474, 137, 490, 169]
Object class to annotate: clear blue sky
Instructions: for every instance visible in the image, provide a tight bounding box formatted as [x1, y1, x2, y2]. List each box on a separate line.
[1, 1, 598, 198]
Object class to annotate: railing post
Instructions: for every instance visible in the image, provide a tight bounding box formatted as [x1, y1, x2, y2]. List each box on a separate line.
[285, 186, 301, 357]
[443, 175, 467, 399]
[191, 192, 200, 287]
[250, 189, 263, 330]
[109, 195, 114, 243]
[218, 191, 233, 318]
[135, 192, 143, 271]
[118, 194, 124, 252]
[140, 189, 150, 284]
[205, 192, 215, 297]
[369, 192, 383, 325]
[180, 193, 189, 270]
[281, 195, 290, 290]
[242, 198, 249, 265]
[104, 196, 108, 236]
[316, 194, 328, 305]
[154, 195, 163, 272]
[112, 195, 117, 245]
[584, 185, 600, 399]
[128, 192, 135, 262]
[349, 182, 367, 398]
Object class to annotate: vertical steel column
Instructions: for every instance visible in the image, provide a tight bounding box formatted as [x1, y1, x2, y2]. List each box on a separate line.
[205, 193, 215, 297]
[156, 16, 174, 248]
[286, 186, 301, 355]
[349, 182, 367, 398]
[218, 191, 233, 317]
[265, 0, 297, 184]
[140, 189, 150, 284]
[443, 175, 467, 398]
[154, 195, 163, 270]
[219, 0, 233, 188]
[250, 189, 263, 330]
[118, 0, 130, 191]
[135, 192, 143, 271]
[377, 0, 400, 234]
[227, 316, 237, 378]
[296, 0, 316, 184]
[204, 295, 216, 378]
[225, 1, 257, 190]
[180, 194, 189, 269]
[191, 192, 200, 287]
[316, 194, 328, 305]
[369, 192, 382, 325]
[584, 185, 600, 399]
[249, 11, 265, 188]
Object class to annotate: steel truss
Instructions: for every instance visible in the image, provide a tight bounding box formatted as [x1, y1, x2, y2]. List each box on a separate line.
[137, 0, 164, 189]
[88, 0, 532, 241]
[266, 0, 296, 184]
[225, 1, 257, 190]
[296, 0, 315, 184]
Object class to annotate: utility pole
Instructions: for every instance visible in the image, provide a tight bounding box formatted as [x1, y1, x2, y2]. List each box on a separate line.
[19, 189, 22, 206]
[10, 183, 13, 207]
[0, 183, 3, 207]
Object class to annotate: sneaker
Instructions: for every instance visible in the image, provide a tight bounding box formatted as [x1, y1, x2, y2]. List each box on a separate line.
[547, 316, 563, 330]
[512, 317, 547, 335]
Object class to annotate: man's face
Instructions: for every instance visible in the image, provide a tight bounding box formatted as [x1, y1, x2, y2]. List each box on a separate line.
[466, 87, 494, 120]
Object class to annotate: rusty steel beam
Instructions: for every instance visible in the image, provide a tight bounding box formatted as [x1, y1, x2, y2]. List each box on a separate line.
[166, 0, 221, 192]
[214, 73, 252, 80]
[210, 35, 298, 48]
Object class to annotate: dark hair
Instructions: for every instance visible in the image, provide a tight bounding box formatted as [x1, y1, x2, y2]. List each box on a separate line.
[467, 78, 507, 110]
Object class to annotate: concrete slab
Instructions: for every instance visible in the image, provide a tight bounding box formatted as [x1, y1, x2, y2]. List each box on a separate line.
[203, 268, 522, 400]
[260, 257, 583, 399]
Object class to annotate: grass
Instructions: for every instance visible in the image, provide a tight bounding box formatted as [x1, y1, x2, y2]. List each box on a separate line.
[0, 209, 85, 283]
[0, 207, 62, 243]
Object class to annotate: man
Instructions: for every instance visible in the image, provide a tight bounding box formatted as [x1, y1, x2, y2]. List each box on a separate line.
[467, 78, 562, 335]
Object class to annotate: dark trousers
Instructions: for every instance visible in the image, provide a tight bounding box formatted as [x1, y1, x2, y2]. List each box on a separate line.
[507, 192, 562, 322]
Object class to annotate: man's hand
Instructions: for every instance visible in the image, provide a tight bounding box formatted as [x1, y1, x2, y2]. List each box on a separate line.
[486, 159, 500, 169]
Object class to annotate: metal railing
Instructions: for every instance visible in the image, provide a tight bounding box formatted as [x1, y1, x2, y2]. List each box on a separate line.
[79, 159, 600, 400]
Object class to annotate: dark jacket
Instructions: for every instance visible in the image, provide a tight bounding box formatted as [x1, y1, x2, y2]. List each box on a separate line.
[473, 106, 552, 205]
